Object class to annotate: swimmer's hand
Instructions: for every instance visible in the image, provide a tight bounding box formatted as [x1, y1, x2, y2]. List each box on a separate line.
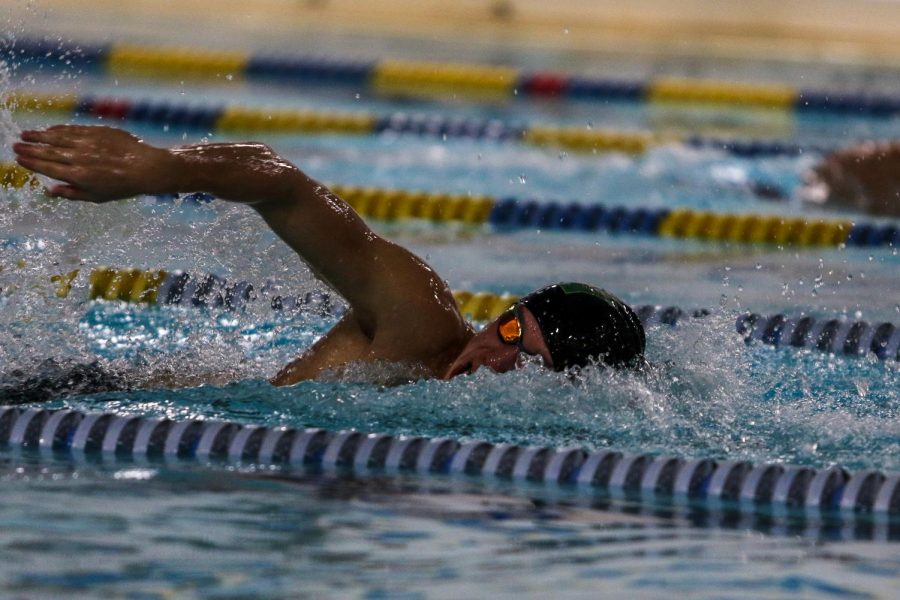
[14, 124, 300, 205]
[13, 125, 177, 202]
[804, 141, 900, 217]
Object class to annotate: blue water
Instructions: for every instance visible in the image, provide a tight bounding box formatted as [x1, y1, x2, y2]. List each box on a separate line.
[1, 47, 900, 598]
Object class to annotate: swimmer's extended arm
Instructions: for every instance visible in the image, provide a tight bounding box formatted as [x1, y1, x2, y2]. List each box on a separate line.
[14, 125, 470, 375]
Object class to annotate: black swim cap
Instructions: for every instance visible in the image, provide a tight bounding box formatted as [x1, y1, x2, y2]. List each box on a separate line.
[518, 282, 645, 371]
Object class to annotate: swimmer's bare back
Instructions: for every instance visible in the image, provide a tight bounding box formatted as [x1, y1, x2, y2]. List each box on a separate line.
[13, 125, 473, 384]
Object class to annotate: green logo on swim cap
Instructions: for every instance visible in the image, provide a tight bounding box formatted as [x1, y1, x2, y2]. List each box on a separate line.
[556, 282, 621, 309]
[558, 282, 601, 296]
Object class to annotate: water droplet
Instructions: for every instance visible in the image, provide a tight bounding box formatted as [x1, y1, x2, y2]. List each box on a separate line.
[355, 93, 361, 100]
[225, 74, 233, 81]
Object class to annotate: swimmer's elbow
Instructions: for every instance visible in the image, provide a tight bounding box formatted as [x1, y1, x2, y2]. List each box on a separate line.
[270, 363, 308, 386]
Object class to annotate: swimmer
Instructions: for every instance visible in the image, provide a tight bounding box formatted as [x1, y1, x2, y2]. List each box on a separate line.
[805, 141, 900, 217]
[12, 125, 645, 387]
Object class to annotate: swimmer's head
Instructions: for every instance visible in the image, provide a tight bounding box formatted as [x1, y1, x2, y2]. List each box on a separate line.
[518, 282, 645, 370]
[444, 282, 645, 379]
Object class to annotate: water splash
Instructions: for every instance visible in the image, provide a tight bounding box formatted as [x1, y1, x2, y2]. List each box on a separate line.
[1, 42, 897, 474]
[10, 301, 888, 471]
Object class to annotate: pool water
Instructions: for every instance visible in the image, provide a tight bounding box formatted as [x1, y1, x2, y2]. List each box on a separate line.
[1, 39, 899, 598]
[2, 454, 898, 599]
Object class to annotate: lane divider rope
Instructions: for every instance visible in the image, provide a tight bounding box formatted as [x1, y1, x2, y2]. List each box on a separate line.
[43, 266, 900, 362]
[0, 405, 897, 520]
[8, 37, 900, 117]
[5, 90, 834, 158]
[3, 163, 895, 249]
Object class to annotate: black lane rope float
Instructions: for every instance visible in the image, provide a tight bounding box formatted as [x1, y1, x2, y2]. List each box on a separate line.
[2, 406, 898, 523]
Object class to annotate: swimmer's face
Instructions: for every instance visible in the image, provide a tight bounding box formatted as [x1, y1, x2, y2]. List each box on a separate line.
[443, 305, 554, 379]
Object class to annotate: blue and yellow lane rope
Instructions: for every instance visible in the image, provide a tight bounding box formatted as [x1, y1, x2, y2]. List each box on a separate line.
[1, 162, 896, 249]
[8, 37, 900, 117]
[2, 89, 833, 159]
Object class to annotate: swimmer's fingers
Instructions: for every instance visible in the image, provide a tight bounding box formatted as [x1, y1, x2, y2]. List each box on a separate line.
[21, 125, 141, 151]
[12, 141, 78, 165]
[14, 154, 87, 186]
[20, 127, 83, 148]
[46, 184, 96, 202]
[16, 157, 115, 202]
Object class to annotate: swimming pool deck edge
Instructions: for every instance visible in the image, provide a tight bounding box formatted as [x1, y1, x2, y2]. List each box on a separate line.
[7, 0, 900, 68]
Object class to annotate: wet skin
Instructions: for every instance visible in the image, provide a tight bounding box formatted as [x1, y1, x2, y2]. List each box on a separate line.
[807, 141, 900, 217]
[443, 306, 553, 379]
[14, 125, 551, 384]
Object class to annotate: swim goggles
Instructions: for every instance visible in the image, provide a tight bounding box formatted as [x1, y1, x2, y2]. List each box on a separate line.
[497, 304, 527, 352]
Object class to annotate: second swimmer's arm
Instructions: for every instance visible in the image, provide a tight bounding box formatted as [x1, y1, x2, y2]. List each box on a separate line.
[808, 141, 900, 217]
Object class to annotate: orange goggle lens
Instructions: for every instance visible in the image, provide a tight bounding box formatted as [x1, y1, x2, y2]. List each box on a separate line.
[497, 310, 523, 345]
